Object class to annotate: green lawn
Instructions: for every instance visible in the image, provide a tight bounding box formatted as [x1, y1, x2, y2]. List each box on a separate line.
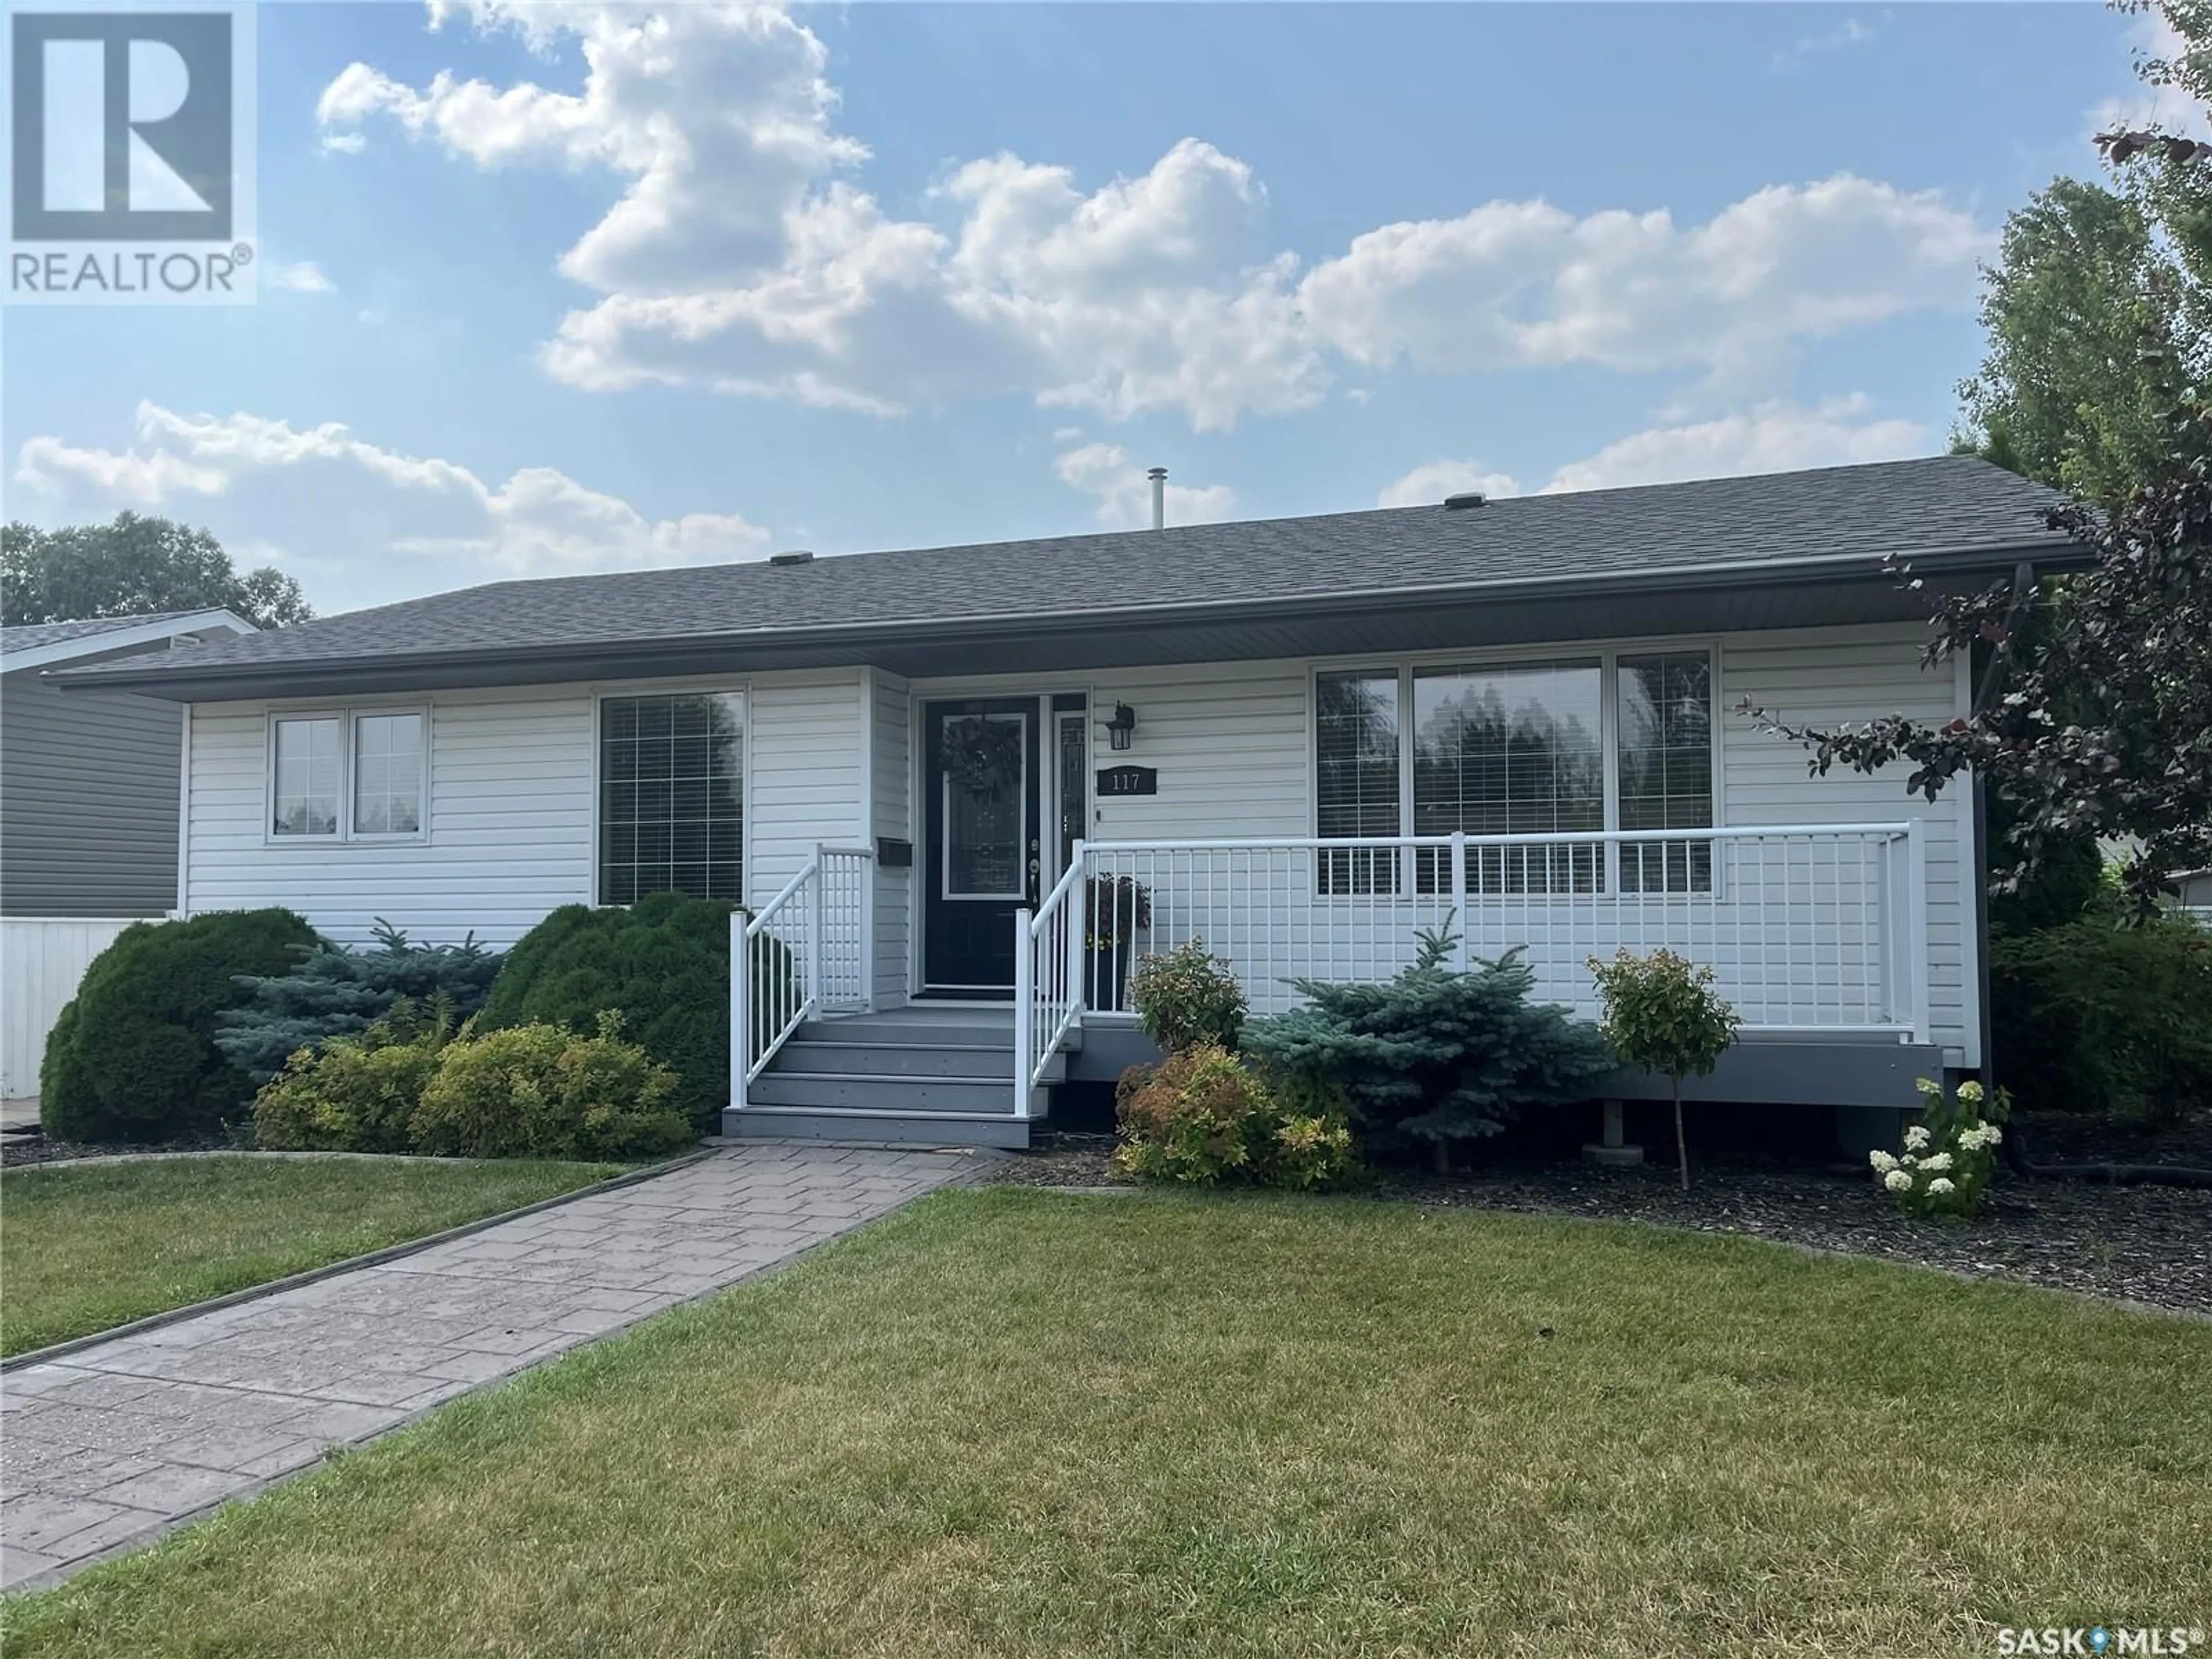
[0, 1155, 625, 1357]
[5, 1188, 2207, 1658]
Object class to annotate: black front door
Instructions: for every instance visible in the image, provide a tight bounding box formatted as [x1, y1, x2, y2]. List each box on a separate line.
[923, 698, 1041, 993]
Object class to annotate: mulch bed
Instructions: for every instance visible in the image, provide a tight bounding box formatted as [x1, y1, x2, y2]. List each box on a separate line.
[993, 1127, 2212, 1316]
[0, 1131, 247, 1170]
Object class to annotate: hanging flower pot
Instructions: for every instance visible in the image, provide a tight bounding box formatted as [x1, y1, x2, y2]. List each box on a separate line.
[1084, 874, 1151, 1011]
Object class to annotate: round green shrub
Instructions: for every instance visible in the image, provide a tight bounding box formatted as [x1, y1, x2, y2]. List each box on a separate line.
[410, 1012, 691, 1161]
[41, 908, 321, 1145]
[480, 892, 779, 1132]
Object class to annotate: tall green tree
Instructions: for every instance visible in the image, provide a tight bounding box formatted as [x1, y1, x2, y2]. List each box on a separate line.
[1959, 1, 2210, 503]
[1, 513, 313, 629]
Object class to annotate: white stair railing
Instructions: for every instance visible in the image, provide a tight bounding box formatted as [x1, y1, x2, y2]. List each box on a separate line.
[730, 843, 875, 1111]
[1014, 850, 1088, 1114]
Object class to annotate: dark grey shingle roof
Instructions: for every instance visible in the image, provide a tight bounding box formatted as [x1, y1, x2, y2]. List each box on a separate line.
[2, 610, 209, 656]
[62, 457, 2069, 683]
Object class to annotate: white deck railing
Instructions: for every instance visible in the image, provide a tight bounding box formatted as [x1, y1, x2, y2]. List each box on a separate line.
[730, 843, 874, 1109]
[1013, 824, 1927, 1093]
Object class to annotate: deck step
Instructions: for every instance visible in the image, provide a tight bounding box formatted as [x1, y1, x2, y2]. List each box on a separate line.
[776, 1039, 1062, 1082]
[794, 1016, 1016, 1048]
[746, 1071, 1047, 1113]
[723, 1106, 1035, 1149]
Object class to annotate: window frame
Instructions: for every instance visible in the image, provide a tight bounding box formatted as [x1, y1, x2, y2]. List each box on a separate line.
[590, 682, 751, 909]
[263, 706, 431, 847]
[1306, 639, 1725, 899]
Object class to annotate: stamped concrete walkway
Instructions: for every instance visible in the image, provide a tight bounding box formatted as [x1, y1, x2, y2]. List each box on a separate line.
[1, 1143, 985, 1592]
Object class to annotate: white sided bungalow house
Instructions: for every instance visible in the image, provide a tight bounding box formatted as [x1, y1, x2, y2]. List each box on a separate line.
[58, 458, 2078, 1149]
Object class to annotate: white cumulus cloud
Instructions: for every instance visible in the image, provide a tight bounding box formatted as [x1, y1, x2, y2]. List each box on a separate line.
[266, 260, 335, 293]
[13, 403, 770, 609]
[319, 2, 1994, 430]
[1378, 460, 1520, 509]
[1537, 397, 1932, 495]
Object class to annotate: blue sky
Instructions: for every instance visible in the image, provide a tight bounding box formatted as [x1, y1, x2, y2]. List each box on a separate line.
[0, 2, 2176, 616]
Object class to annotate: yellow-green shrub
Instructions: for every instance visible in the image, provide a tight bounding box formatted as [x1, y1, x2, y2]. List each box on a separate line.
[253, 1002, 456, 1153]
[1113, 1044, 1353, 1189]
[410, 1012, 691, 1161]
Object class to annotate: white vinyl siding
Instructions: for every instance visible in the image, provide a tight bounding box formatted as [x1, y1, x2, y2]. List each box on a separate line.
[1720, 623, 1975, 1063]
[184, 671, 865, 949]
[868, 669, 912, 1008]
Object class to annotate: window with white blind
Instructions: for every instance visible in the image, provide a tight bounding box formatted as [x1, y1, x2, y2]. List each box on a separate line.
[1617, 652, 1715, 893]
[1412, 660, 1605, 893]
[1315, 671, 1402, 894]
[1313, 649, 1716, 895]
[597, 691, 745, 905]
[268, 710, 426, 841]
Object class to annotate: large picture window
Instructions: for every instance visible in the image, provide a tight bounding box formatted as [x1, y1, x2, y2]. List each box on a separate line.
[598, 691, 745, 905]
[1313, 649, 1715, 895]
[1413, 660, 1604, 893]
[269, 710, 425, 841]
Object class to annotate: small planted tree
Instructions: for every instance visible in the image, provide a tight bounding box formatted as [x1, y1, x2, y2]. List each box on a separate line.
[1587, 948, 1740, 1191]
[1128, 937, 1247, 1055]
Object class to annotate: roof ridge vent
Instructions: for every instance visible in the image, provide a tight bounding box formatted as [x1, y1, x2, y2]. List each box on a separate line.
[768, 549, 815, 567]
[1443, 491, 1487, 510]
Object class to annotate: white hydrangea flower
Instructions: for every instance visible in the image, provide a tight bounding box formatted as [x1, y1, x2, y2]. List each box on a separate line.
[1904, 1126, 1932, 1152]
[1927, 1177, 1957, 1195]
[1957, 1080, 1984, 1104]
[1921, 1152, 1954, 1173]
[1883, 1169, 1914, 1194]
[1869, 1150, 1898, 1174]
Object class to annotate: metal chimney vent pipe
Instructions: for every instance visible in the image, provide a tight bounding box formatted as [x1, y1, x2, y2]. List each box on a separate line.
[1147, 467, 1167, 531]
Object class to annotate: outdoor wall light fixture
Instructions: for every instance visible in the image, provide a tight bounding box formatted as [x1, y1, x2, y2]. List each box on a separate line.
[1103, 702, 1138, 751]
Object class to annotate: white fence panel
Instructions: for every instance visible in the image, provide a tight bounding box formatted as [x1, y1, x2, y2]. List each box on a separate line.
[1, 917, 145, 1096]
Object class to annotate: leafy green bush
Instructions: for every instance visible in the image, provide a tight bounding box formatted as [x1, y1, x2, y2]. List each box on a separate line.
[411, 1012, 692, 1161]
[41, 908, 320, 1144]
[1112, 1044, 1353, 1189]
[253, 998, 459, 1153]
[1990, 916, 2212, 1126]
[1128, 937, 1247, 1054]
[1587, 947, 1741, 1191]
[217, 919, 501, 1085]
[1241, 921, 1613, 1162]
[480, 893, 782, 1133]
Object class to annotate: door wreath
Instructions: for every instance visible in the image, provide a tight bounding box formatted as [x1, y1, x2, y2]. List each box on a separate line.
[943, 717, 1024, 800]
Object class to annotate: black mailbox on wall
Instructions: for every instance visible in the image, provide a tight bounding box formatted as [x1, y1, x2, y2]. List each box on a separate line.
[876, 836, 914, 868]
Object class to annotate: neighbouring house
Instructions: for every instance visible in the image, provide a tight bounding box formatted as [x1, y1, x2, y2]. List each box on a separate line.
[2, 609, 259, 1095]
[52, 460, 2080, 1147]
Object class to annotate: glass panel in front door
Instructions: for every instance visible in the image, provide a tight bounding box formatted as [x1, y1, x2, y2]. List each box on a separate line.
[942, 713, 1028, 899]
[1057, 711, 1087, 869]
